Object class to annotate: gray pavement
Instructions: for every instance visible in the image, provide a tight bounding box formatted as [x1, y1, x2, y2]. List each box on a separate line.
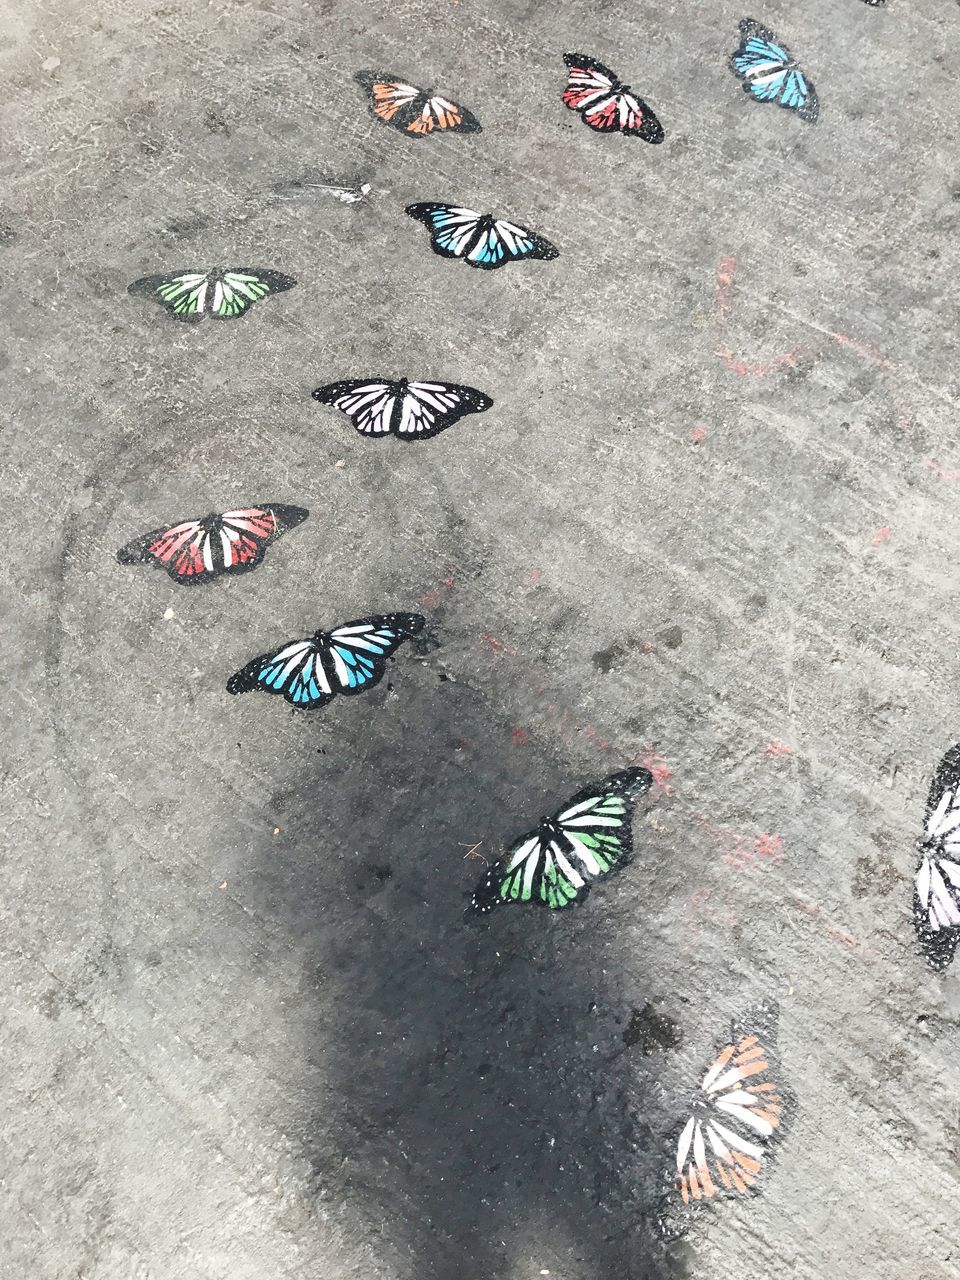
[4, 0, 960, 1276]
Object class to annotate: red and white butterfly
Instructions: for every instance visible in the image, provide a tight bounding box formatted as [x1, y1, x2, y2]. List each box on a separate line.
[915, 743, 960, 970]
[675, 1000, 791, 1205]
[562, 53, 664, 142]
[355, 71, 481, 136]
[117, 504, 308, 585]
[312, 377, 492, 441]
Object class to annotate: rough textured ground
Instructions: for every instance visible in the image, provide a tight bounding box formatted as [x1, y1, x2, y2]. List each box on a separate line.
[4, 0, 960, 1276]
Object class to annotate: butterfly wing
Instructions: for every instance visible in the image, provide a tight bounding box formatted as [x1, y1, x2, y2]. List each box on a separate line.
[312, 379, 401, 436]
[470, 831, 549, 915]
[355, 71, 423, 126]
[209, 269, 296, 318]
[915, 743, 960, 970]
[395, 381, 493, 440]
[217, 504, 308, 574]
[117, 518, 215, 584]
[552, 767, 652, 887]
[227, 638, 335, 709]
[321, 612, 426, 695]
[675, 1000, 792, 1205]
[562, 53, 664, 142]
[407, 94, 481, 136]
[128, 272, 212, 321]
[470, 767, 652, 915]
[405, 203, 483, 259]
[465, 218, 559, 270]
[730, 19, 818, 123]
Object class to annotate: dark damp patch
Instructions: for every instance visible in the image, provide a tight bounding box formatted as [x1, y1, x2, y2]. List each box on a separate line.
[623, 1003, 683, 1055]
[247, 669, 689, 1279]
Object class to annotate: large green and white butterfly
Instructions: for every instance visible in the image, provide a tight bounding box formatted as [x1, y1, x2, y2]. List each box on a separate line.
[127, 267, 296, 322]
[470, 767, 653, 915]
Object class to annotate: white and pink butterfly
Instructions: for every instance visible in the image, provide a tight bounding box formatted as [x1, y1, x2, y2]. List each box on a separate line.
[915, 743, 960, 970]
[562, 53, 664, 142]
[117, 504, 307, 585]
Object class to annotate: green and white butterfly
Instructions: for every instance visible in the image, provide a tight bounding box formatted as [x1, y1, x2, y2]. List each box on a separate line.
[470, 767, 653, 915]
[127, 267, 296, 322]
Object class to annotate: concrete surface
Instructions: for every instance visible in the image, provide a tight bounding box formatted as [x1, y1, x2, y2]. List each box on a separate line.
[4, 0, 960, 1276]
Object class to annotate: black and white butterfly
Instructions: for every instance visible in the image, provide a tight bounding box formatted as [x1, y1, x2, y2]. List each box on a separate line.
[312, 378, 493, 441]
[227, 613, 425, 710]
[405, 203, 559, 270]
[470, 768, 652, 915]
[128, 267, 296, 321]
[914, 743, 960, 970]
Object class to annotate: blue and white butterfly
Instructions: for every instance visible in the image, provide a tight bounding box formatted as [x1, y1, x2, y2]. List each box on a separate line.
[729, 19, 818, 124]
[227, 613, 425, 709]
[405, 203, 559, 270]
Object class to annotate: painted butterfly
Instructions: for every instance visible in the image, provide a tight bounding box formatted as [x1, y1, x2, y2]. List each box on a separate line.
[675, 1000, 792, 1205]
[127, 268, 296, 321]
[312, 378, 492, 441]
[117, 504, 308, 585]
[470, 768, 652, 914]
[729, 19, 818, 124]
[405, 203, 559, 270]
[355, 71, 481, 136]
[227, 613, 425, 710]
[562, 52, 664, 142]
[914, 742, 960, 971]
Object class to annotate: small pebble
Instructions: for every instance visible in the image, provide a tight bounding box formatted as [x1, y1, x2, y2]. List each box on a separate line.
[41, 56, 61, 73]
[163, 607, 175, 620]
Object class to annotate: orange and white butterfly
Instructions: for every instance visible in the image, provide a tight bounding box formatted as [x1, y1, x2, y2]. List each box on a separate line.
[674, 1000, 792, 1205]
[355, 71, 481, 136]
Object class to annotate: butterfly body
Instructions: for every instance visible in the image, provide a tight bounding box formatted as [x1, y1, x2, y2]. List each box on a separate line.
[355, 71, 481, 136]
[117, 504, 307, 585]
[312, 376, 492, 440]
[227, 612, 425, 710]
[914, 743, 960, 970]
[561, 53, 664, 142]
[128, 267, 296, 321]
[675, 1000, 792, 1207]
[406, 203, 558, 270]
[729, 19, 818, 123]
[470, 767, 652, 915]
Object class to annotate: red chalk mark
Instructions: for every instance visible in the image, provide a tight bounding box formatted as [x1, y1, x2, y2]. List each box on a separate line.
[631, 750, 674, 794]
[762, 740, 793, 759]
[479, 631, 518, 658]
[420, 571, 457, 609]
[710, 256, 915, 430]
[696, 816, 784, 872]
[511, 727, 530, 748]
[787, 892, 866, 954]
[689, 426, 708, 444]
[927, 459, 960, 482]
[685, 885, 738, 934]
[715, 255, 736, 317]
[871, 526, 891, 546]
[525, 568, 543, 585]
